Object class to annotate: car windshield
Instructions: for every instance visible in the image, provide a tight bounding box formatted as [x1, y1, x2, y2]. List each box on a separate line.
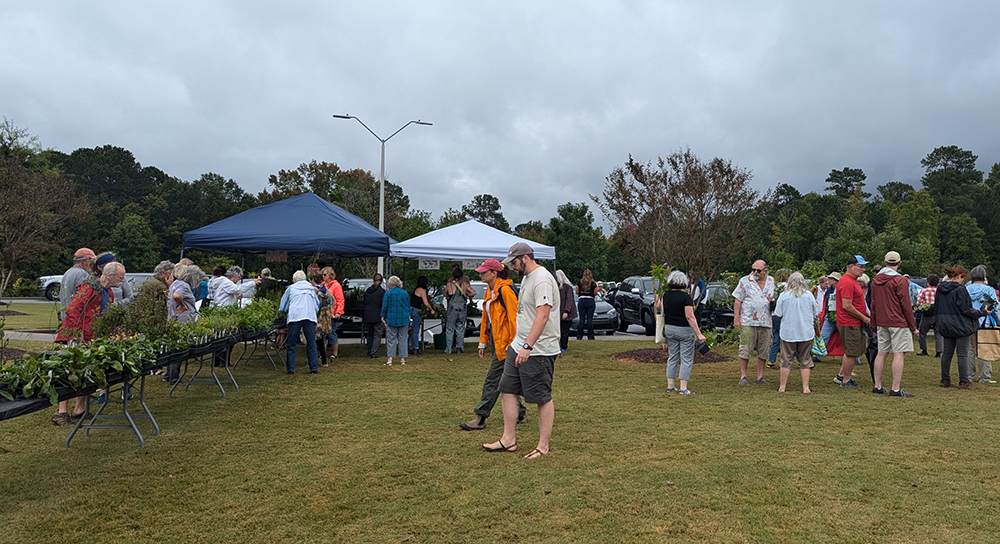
[642, 278, 657, 294]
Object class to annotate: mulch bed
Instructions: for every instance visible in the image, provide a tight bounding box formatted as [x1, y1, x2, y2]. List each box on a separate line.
[1, 347, 27, 360]
[612, 347, 733, 364]
[0, 310, 27, 316]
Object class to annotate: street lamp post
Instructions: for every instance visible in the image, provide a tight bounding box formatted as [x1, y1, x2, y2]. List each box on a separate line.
[333, 114, 431, 274]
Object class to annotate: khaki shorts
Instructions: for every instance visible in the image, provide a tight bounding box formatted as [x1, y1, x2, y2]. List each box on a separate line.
[839, 326, 867, 358]
[780, 340, 815, 369]
[738, 325, 772, 360]
[877, 326, 914, 353]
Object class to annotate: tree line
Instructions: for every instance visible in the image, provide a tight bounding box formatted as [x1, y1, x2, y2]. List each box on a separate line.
[2, 115, 997, 298]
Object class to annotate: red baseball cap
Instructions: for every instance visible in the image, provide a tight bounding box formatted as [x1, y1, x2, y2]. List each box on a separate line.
[74, 248, 96, 259]
[474, 259, 503, 273]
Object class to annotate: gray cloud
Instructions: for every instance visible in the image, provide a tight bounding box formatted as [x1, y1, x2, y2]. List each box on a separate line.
[4, 1, 999, 230]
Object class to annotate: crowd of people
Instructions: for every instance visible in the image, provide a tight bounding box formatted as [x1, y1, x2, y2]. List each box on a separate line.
[49, 248, 261, 425]
[729, 253, 998, 397]
[44, 240, 999, 463]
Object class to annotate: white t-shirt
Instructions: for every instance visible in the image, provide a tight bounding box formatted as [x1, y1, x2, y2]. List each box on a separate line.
[511, 266, 561, 356]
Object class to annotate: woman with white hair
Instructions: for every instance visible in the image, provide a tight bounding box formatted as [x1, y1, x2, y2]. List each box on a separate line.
[165, 264, 203, 384]
[381, 275, 410, 365]
[773, 272, 820, 393]
[656, 270, 707, 395]
[279, 270, 321, 374]
[555, 270, 577, 353]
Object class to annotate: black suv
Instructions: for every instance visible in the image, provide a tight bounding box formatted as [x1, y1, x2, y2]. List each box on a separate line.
[614, 276, 660, 335]
[699, 281, 735, 330]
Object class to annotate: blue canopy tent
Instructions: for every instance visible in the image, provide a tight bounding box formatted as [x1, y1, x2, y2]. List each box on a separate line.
[181, 192, 394, 257]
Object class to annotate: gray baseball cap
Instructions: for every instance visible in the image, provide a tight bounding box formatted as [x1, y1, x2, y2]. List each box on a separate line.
[501, 242, 533, 264]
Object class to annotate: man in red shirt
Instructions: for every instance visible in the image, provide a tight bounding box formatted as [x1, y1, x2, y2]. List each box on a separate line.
[834, 255, 871, 387]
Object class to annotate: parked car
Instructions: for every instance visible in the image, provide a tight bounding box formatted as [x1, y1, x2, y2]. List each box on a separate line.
[39, 272, 155, 301]
[569, 293, 618, 336]
[700, 281, 735, 330]
[38, 275, 62, 300]
[614, 276, 660, 335]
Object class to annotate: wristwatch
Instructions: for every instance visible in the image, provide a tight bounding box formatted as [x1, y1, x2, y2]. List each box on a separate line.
[522, 342, 533, 351]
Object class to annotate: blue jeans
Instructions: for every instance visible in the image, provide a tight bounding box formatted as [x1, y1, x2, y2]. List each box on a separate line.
[577, 297, 596, 339]
[286, 320, 318, 373]
[820, 316, 836, 347]
[769, 315, 781, 363]
[324, 321, 339, 345]
[409, 308, 422, 351]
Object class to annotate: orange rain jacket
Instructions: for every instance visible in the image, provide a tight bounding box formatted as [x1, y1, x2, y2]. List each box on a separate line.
[478, 277, 519, 360]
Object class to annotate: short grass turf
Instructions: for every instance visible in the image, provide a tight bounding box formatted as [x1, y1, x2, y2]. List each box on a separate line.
[1, 338, 998, 542]
[0, 300, 63, 331]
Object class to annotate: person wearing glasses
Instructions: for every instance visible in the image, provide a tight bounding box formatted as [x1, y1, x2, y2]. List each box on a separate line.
[834, 255, 871, 387]
[732, 260, 776, 385]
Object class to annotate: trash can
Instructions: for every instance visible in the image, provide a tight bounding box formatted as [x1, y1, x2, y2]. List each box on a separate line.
[433, 332, 446, 350]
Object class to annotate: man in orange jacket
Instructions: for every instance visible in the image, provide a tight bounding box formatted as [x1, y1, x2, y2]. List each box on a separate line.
[459, 259, 527, 430]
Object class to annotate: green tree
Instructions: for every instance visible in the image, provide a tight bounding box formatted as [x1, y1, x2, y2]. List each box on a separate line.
[436, 208, 467, 229]
[886, 190, 941, 242]
[940, 213, 987, 267]
[822, 220, 881, 270]
[825, 167, 869, 200]
[544, 202, 606, 281]
[461, 194, 510, 232]
[514, 220, 545, 243]
[875, 181, 915, 204]
[110, 214, 159, 271]
[920, 145, 984, 216]
[593, 149, 767, 281]
[0, 127, 88, 296]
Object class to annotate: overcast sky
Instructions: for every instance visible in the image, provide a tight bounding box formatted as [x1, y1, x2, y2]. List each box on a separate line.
[4, 1, 1000, 230]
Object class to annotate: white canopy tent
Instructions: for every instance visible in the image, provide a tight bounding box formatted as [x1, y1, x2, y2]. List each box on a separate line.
[389, 220, 556, 262]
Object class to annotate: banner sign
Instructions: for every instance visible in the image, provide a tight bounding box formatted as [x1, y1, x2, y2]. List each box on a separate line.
[462, 259, 483, 270]
[418, 258, 440, 270]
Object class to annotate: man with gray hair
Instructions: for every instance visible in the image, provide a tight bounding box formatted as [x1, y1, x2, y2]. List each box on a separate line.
[214, 265, 260, 307]
[140, 260, 174, 302]
[732, 260, 776, 385]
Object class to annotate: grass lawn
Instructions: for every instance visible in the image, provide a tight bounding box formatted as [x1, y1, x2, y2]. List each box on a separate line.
[2, 337, 999, 541]
[0, 300, 63, 331]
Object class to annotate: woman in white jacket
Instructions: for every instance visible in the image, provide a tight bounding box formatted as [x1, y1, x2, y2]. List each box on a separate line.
[279, 270, 321, 374]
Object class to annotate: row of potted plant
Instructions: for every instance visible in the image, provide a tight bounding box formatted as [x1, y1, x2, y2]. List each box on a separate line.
[0, 297, 278, 405]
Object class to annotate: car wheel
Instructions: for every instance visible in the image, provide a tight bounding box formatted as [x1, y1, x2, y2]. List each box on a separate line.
[617, 308, 628, 332]
[45, 283, 60, 301]
[642, 311, 656, 336]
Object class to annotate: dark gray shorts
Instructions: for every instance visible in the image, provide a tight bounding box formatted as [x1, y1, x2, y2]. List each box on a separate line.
[499, 346, 554, 404]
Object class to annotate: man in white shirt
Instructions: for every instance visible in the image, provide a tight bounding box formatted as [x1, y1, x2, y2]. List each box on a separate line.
[483, 243, 560, 459]
[213, 266, 260, 307]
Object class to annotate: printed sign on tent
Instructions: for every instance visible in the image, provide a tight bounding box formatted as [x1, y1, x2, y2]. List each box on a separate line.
[418, 258, 440, 270]
[462, 259, 482, 270]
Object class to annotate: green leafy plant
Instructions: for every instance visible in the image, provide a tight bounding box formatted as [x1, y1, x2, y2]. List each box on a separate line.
[715, 326, 742, 346]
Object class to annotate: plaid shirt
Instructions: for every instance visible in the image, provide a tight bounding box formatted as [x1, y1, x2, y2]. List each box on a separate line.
[381, 287, 411, 327]
[916, 286, 936, 306]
